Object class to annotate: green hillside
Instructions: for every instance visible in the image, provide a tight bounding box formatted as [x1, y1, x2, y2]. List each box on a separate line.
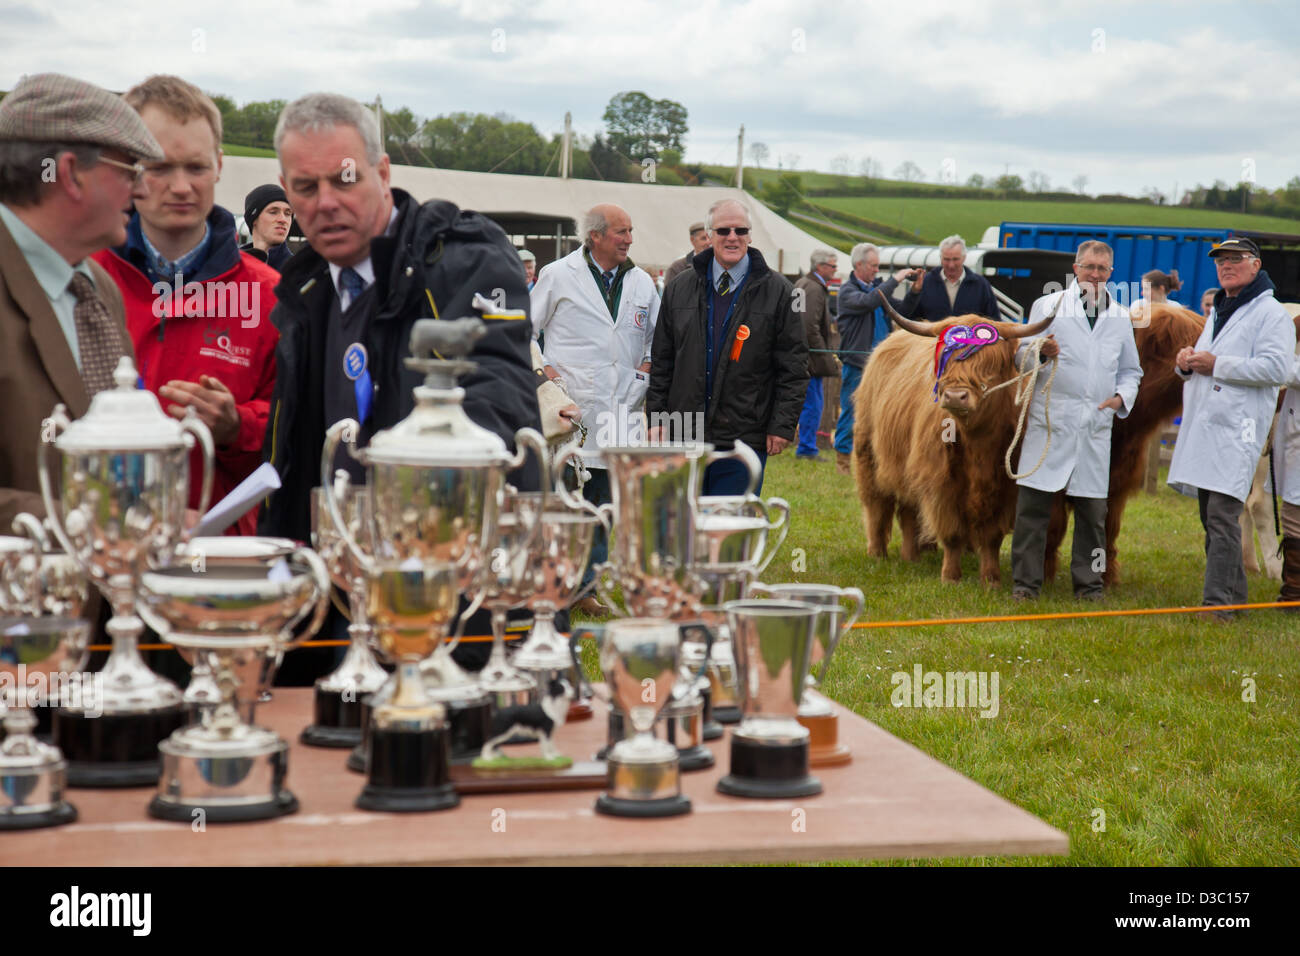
[809, 196, 1300, 246]
[222, 143, 276, 157]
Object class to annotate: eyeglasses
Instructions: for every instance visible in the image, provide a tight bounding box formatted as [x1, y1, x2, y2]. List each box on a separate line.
[97, 156, 145, 182]
[1214, 254, 1255, 265]
[1076, 264, 1112, 274]
[713, 227, 750, 237]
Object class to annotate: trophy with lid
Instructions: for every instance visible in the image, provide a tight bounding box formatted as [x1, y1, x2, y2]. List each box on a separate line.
[322, 318, 547, 810]
[38, 357, 214, 787]
[138, 536, 329, 821]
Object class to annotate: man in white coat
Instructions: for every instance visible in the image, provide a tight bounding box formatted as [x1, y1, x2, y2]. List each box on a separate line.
[1011, 240, 1143, 601]
[1272, 306, 1300, 611]
[1169, 237, 1295, 618]
[531, 203, 659, 609]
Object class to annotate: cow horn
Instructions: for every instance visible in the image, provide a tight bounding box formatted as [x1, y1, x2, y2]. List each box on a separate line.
[878, 284, 937, 336]
[1003, 294, 1062, 339]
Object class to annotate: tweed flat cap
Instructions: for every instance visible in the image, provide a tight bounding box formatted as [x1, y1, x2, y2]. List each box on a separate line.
[0, 73, 163, 161]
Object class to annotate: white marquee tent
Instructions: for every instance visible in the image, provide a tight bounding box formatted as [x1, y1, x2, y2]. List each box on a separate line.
[215, 156, 853, 279]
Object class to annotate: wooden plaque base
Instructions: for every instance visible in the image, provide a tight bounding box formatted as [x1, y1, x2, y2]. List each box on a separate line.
[797, 711, 852, 767]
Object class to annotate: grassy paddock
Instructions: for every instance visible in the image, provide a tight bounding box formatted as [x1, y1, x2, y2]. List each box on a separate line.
[813, 196, 1300, 247]
[755, 452, 1299, 866]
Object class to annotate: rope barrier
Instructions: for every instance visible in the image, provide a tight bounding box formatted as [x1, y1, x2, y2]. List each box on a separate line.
[849, 599, 1300, 630]
[86, 624, 532, 654]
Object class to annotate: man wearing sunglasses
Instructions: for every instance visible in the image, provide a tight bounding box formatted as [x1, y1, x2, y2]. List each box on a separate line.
[0, 72, 162, 532]
[1168, 237, 1295, 619]
[647, 198, 808, 494]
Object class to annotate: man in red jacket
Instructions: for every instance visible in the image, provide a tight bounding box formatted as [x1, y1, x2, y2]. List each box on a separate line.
[94, 76, 278, 535]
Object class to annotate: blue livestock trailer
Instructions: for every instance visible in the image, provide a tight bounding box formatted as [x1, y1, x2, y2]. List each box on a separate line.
[997, 221, 1300, 308]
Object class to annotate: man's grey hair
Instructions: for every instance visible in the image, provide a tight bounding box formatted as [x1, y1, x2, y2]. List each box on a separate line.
[274, 93, 384, 166]
[938, 234, 967, 255]
[581, 206, 609, 248]
[1075, 239, 1114, 263]
[0, 141, 99, 207]
[851, 242, 880, 267]
[810, 249, 837, 269]
[706, 198, 751, 230]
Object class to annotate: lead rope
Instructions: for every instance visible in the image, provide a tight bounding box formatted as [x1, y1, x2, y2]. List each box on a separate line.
[992, 337, 1059, 480]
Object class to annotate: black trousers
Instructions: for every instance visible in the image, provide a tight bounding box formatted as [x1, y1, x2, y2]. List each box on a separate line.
[1012, 486, 1107, 597]
[1197, 488, 1247, 608]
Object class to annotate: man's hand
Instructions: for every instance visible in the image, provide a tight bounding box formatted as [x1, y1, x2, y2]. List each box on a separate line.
[160, 375, 240, 447]
[559, 404, 581, 423]
[767, 435, 790, 455]
[637, 360, 651, 373]
[1040, 334, 1060, 360]
[1175, 346, 1195, 373]
[1185, 350, 1217, 375]
[647, 425, 665, 443]
[1098, 394, 1123, 412]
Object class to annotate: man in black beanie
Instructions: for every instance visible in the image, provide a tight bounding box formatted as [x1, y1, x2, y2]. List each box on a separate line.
[241, 183, 293, 270]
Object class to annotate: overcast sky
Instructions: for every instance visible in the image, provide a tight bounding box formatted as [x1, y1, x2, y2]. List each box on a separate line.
[3, 0, 1297, 197]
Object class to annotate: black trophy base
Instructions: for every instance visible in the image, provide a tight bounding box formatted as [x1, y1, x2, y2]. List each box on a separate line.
[595, 792, 691, 818]
[357, 725, 459, 813]
[56, 705, 188, 788]
[676, 744, 715, 772]
[0, 802, 77, 831]
[713, 705, 742, 724]
[299, 685, 366, 748]
[147, 791, 298, 823]
[346, 744, 366, 774]
[447, 698, 492, 761]
[300, 723, 362, 749]
[703, 720, 725, 741]
[716, 735, 823, 799]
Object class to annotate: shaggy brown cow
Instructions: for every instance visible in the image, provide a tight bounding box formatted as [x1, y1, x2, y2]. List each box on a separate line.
[853, 296, 1057, 583]
[1043, 302, 1206, 586]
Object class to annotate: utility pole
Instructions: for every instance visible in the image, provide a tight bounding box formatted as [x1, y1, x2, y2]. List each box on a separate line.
[373, 95, 384, 147]
[735, 124, 745, 189]
[561, 111, 572, 179]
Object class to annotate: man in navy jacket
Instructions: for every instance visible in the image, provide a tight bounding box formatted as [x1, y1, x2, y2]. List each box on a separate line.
[898, 234, 1000, 322]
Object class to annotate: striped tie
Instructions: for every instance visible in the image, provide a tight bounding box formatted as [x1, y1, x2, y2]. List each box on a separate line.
[717, 272, 731, 295]
[67, 273, 124, 397]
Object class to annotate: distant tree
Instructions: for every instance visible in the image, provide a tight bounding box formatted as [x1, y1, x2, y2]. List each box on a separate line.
[859, 156, 881, 179]
[894, 160, 924, 182]
[750, 141, 770, 168]
[602, 91, 688, 162]
[1072, 174, 1089, 195]
[1027, 170, 1050, 193]
[586, 133, 631, 181]
[966, 173, 986, 189]
[1142, 186, 1167, 205]
[830, 153, 851, 176]
[994, 173, 1024, 192]
[382, 106, 423, 165]
[760, 173, 803, 218]
[423, 112, 549, 174]
[783, 153, 801, 170]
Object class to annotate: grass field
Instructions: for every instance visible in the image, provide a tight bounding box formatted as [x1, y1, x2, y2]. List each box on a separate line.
[744, 452, 1299, 865]
[221, 143, 276, 157]
[812, 195, 1300, 247]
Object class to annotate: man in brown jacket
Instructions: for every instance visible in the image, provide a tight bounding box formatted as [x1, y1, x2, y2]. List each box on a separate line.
[793, 249, 840, 461]
[0, 74, 162, 530]
[663, 221, 709, 287]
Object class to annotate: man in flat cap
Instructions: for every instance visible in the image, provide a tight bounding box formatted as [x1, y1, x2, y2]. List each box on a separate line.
[1168, 237, 1295, 619]
[0, 72, 162, 530]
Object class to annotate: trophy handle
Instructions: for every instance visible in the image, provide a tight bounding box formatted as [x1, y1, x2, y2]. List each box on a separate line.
[11, 513, 50, 552]
[822, 585, 864, 679]
[704, 439, 761, 496]
[36, 405, 78, 559]
[179, 408, 216, 525]
[448, 587, 485, 652]
[286, 545, 333, 648]
[505, 426, 549, 571]
[568, 625, 603, 704]
[321, 419, 374, 578]
[755, 496, 790, 576]
[551, 443, 587, 512]
[679, 622, 715, 684]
